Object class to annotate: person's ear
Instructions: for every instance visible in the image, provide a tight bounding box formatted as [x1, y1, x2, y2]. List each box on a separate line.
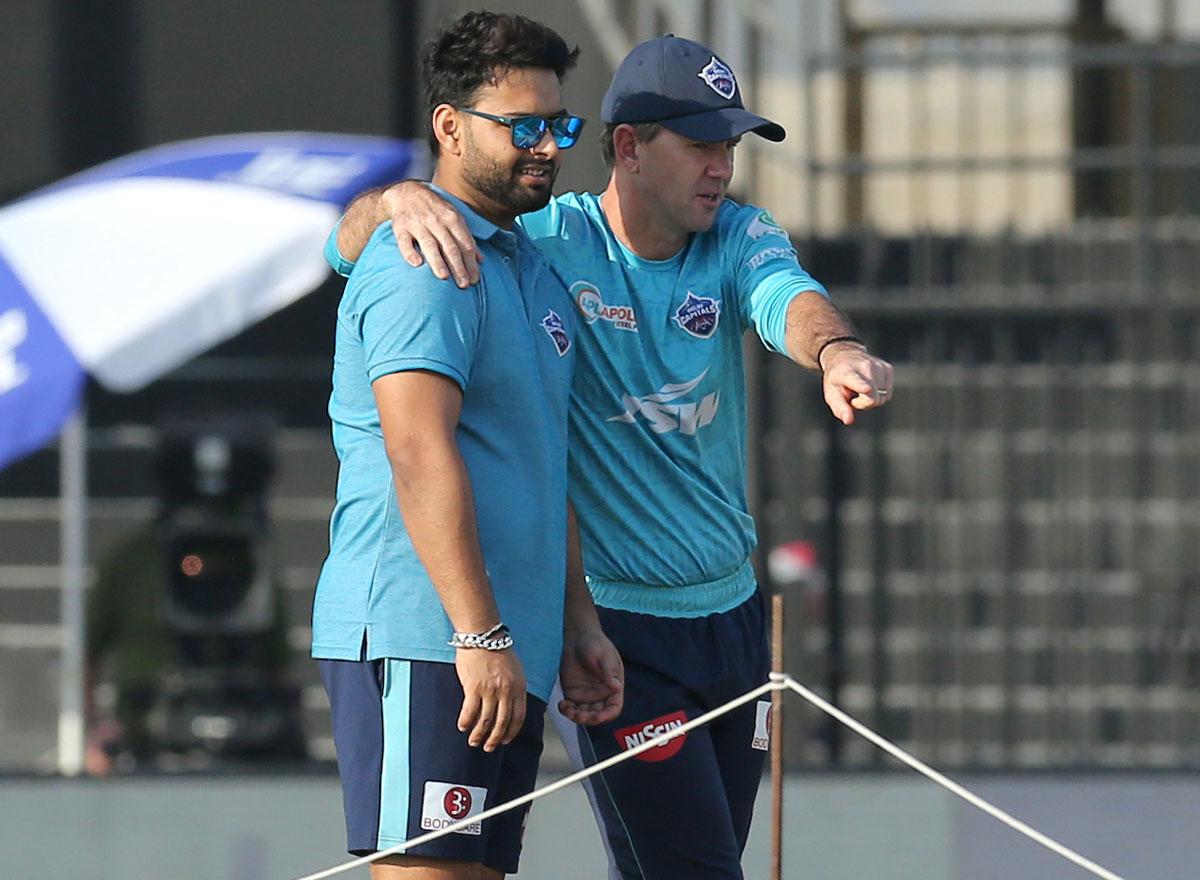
[612, 124, 640, 173]
[432, 104, 463, 157]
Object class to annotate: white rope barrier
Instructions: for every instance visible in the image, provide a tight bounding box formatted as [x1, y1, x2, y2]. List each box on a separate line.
[775, 673, 1130, 880]
[293, 672, 1130, 880]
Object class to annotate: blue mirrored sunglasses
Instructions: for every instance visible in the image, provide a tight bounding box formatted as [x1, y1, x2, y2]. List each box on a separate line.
[457, 108, 586, 149]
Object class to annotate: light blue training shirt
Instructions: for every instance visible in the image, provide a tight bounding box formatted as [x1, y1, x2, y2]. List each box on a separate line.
[519, 193, 826, 616]
[326, 191, 825, 619]
[313, 187, 576, 702]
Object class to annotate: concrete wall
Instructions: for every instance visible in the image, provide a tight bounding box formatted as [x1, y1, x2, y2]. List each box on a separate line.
[1, 772, 1194, 879]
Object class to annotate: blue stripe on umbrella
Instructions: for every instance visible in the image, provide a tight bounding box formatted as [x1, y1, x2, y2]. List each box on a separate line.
[0, 247, 85, 471]
[30, 133, 423, 204]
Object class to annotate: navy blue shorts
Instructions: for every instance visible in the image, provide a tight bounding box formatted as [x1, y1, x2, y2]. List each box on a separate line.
[552, 591, 771, 880]
[319, 657, 545, 874]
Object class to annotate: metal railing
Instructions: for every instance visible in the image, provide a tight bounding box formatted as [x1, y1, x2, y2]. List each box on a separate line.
[759, 329, 1200, 769]
[739, 5, 1200, 769]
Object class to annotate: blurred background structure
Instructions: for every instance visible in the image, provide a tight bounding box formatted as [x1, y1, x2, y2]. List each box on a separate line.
[1, 0, 1199, 875]
[751, 0, 1200, 772]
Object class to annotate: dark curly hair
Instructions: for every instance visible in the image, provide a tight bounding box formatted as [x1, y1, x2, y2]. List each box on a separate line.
[423, 11, 580, 155]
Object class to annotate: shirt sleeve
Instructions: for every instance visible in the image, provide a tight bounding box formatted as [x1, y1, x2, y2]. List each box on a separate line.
[324, 218, 357, 277]
[728, 206, 829, 357]
[342, 225, 484, 390]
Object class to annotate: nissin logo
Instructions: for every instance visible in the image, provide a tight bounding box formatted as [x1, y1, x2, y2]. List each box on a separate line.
[0, 308, 31, 395]
[606, 369, 718, 436]
[614, 710, 688, 762]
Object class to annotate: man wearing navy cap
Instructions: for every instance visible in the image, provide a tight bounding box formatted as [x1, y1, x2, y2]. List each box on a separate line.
[330, 32, 893, 880]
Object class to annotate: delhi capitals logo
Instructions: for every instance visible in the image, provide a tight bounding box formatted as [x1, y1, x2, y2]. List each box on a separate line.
[540, 309, 571, 356]
[698, 56, 737, 100]
[671, 292, 721, 339]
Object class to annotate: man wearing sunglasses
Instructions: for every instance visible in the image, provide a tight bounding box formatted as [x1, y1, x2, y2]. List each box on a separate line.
[329, 30, 893, 880]
[455, 107, 586, 151]
[312, 12, 622, 880]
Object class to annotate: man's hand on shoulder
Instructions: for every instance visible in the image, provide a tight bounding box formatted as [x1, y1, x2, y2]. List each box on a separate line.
[381, 182, 482, 289]
[820, 341, 894, 425]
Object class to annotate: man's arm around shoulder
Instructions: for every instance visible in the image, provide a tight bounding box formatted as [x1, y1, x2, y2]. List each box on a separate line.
[335, 182, 483, 288]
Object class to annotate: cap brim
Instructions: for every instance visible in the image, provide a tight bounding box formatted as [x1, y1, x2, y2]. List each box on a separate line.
[659, 107, 786, 143]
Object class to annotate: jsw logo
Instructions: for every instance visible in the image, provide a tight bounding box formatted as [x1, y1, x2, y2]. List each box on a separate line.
[606, 369, 719, 436]
[219, 150, 369, 198]
[0, 308, 31, 395]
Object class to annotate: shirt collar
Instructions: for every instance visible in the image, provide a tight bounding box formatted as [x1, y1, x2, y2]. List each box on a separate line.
[428, 183, 514, 246]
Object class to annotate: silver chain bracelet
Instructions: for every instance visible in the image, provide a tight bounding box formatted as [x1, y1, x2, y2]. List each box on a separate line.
[448, 622, 514, 651]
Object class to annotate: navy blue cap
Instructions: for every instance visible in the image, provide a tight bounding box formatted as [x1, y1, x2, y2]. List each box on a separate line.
[601, 35, 785, 143]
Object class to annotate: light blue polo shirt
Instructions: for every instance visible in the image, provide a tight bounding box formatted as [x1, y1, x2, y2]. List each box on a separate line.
[519, 193, 826, 616]
[312, 188, 576, 702]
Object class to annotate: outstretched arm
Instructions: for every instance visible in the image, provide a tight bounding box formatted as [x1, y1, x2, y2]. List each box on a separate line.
[335, 182, 482, 288]
[732, 208, 893, 425]
[783, 291, 894, 426]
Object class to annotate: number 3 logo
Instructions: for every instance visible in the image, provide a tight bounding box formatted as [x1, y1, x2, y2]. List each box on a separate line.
[443, 786, 473, 819]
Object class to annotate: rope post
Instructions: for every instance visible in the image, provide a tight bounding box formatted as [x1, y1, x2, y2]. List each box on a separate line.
[771, 593, 785, 880]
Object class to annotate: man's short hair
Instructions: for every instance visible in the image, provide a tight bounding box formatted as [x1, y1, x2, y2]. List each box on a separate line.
[423, 11, 580, 155]
[600, 122, 663, 167]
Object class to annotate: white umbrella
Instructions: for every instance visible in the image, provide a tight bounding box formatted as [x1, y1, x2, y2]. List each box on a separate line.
[0, 132, 427, 773]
